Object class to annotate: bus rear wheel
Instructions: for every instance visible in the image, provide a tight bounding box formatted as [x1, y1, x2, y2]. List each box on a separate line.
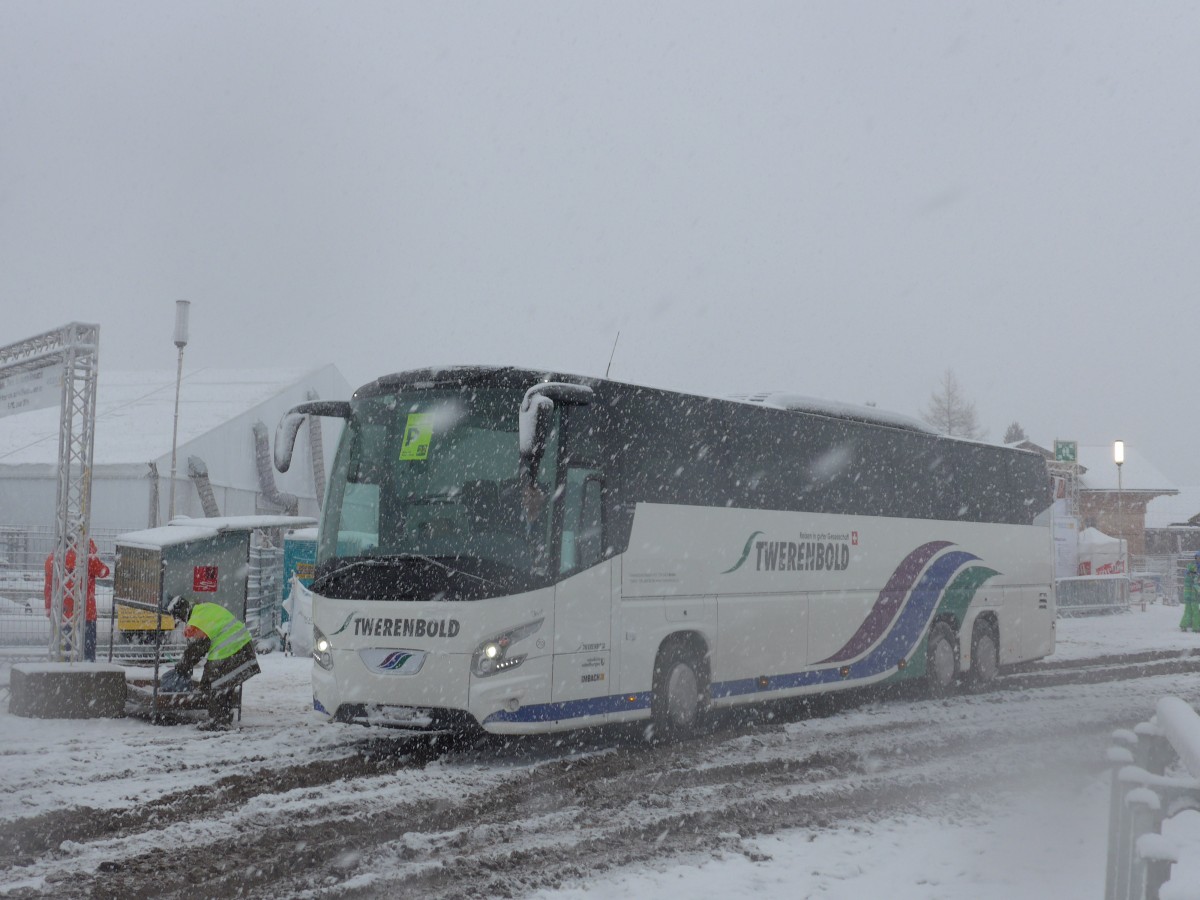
[925, 621, 958, 697]
[968, 620, 1000, 689]
[651, 644, 706, 741]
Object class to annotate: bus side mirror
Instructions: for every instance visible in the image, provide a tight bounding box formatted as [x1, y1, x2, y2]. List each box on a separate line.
[517, 383, 593, 486]
[519, 394, 554, 485]
[274, 401, 351, 473]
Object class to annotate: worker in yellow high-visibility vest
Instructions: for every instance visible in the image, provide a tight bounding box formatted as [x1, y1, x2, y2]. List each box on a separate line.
[1182, 554, 1200, 633]
[165, 596, 261, 730]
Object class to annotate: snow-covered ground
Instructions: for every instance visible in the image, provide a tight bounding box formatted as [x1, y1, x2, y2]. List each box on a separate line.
[2, 603, 1200, 898]
[1050, 600, 1195, 660]
[536, 604, 1200, 900]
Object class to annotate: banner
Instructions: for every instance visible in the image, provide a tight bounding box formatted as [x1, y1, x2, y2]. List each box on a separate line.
[1053, 515, 1079, 581]
[0, 363, 62, 419]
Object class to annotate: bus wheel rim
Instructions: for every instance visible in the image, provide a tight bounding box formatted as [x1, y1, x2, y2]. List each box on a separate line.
[975, 633, 998, 681]
[667, 663, 699, 727]
[931, 636, 955, 686]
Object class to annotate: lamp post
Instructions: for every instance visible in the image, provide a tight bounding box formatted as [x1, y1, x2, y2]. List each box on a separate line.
[1114, 440, 1125, 569]
[167, 300, 191, 521]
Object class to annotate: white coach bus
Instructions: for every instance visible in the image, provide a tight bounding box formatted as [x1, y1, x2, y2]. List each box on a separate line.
[275, 366, 1054, 737]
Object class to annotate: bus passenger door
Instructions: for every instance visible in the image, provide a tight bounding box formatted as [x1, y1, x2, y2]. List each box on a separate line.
[552, 469, 613, 710]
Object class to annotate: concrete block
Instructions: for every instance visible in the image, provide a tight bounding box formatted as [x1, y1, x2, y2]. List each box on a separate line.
[8, 663, 127, 719]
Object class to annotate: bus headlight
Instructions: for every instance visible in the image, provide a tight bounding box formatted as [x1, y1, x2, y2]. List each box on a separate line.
[471, 618, 544, 678]
[313, 626, 334, 670]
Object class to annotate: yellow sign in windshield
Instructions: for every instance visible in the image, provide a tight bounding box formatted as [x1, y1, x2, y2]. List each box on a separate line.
[399, 413, 433, 460]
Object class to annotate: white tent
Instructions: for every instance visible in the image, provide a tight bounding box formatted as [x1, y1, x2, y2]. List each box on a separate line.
[0, 365, 350, 564]
[1077, 526, 1127, 576]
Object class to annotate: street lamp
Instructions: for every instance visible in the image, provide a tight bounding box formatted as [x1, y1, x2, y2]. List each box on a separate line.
[1114, 440, 1125, 569]
[168, 300, 191, 521]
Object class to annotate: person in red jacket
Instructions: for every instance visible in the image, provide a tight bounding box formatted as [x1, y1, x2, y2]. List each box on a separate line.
[44, 537, 110, 662]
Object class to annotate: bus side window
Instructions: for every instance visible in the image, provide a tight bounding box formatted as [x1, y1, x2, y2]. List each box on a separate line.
[561, 469, 604, 573]
[577, 475, 604, 566]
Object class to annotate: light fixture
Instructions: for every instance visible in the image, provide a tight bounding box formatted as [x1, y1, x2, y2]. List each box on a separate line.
[1114, 439, 1125, 573]
[168, 300, 191, 521]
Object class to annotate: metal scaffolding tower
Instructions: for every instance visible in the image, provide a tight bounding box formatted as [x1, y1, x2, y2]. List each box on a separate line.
[1048, 459, 1081, 519]
[0, 324, 100, 661]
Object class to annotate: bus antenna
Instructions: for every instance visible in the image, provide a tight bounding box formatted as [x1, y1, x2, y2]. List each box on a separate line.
[605, 331, 621, 379]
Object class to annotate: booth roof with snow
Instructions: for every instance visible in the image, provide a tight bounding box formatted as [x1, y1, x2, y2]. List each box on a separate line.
[113, 514, 317, 635]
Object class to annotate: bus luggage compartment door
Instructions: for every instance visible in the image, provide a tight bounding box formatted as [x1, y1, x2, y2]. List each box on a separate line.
[715, 592, 809, 689]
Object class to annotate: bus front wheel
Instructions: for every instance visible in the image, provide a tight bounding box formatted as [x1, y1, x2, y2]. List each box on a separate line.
[651, 643, 706, 741]
[924, 622, 958, 697]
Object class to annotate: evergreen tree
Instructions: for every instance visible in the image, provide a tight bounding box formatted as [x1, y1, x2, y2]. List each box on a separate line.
[1003, 421, 1027, 444]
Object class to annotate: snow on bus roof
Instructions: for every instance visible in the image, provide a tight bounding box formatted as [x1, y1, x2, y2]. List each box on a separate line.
[726, 392, 938, 434]
[117, 515, 317, 549]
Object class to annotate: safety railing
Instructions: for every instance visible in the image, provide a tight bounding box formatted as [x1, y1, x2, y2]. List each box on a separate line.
[1106, 696, 1200, 899]
[1058, 574, 1130, 616]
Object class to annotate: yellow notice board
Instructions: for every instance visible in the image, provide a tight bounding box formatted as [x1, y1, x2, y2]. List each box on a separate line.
[399, 413, 433, 460]
[116, 605, 175, 631]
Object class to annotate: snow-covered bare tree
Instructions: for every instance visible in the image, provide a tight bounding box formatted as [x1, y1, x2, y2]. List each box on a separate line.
[1003, 421, 1027, 444]
[921, 369, 983, 438]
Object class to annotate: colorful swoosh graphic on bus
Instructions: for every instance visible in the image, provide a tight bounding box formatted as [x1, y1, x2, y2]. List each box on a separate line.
[378, 651, 414, 670]
[845, 549, 980, 675]
[933, 564, 999, 629]
[484, 541, 993, 725]
[707, 546, 985, 698]
[721, 531, 764, 573]
[817, 540, 951, 664]
[886, 562, 1000, 682]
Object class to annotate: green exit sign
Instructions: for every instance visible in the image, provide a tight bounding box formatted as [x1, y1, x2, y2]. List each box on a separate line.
[1054, 440, 1077, 463]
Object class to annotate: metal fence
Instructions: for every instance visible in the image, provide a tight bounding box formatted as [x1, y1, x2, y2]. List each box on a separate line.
[0, 526, 124, 654]
[0, 523, 286, 654]
[245, 528, 285, 647]
[1106, 696, 1200, 899]
[0, 525, 123, 571]
[1132, 555, 1196, 606]
[1057, 574, 1131, 616]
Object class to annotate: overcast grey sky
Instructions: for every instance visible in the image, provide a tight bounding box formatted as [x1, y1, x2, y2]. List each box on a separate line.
[2, 2, 1197, 483]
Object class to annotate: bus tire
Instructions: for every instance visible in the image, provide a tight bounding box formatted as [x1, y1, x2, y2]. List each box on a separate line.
[924, 621, 958, 697]
[651, 642, 706, 741]
[968, 619, 1000, 689]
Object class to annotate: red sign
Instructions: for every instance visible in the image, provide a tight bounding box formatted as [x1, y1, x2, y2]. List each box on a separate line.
[193, 565, 218, 592]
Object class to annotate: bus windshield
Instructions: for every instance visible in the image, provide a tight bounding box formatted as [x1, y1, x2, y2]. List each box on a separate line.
[316, 387, 560, 600]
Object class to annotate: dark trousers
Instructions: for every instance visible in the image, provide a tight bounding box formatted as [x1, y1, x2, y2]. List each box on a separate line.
[62, 619, 98, 661]
[84, 620, 97, 662]
[178, 638, 260, 725]
[208, 687, 238, 725]
[201, 643, 261, 725]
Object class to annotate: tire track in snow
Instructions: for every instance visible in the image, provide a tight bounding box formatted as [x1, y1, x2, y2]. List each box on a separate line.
[9, 651, 1200, 898]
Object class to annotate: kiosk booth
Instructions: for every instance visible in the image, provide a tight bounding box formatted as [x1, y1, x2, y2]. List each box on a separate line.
[110, 515, 315, 717]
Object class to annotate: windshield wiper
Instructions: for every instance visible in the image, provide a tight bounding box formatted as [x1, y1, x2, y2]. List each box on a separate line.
[311, 557, 394, 594]
[312, 553, 503, 595]
[397, 552, 505, 591]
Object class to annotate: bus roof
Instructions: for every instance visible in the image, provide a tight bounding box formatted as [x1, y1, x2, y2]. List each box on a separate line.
[356, 365, 937, 430]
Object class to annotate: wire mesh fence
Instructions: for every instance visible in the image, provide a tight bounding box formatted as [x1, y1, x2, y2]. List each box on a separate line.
[0, 524, 287, 654]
